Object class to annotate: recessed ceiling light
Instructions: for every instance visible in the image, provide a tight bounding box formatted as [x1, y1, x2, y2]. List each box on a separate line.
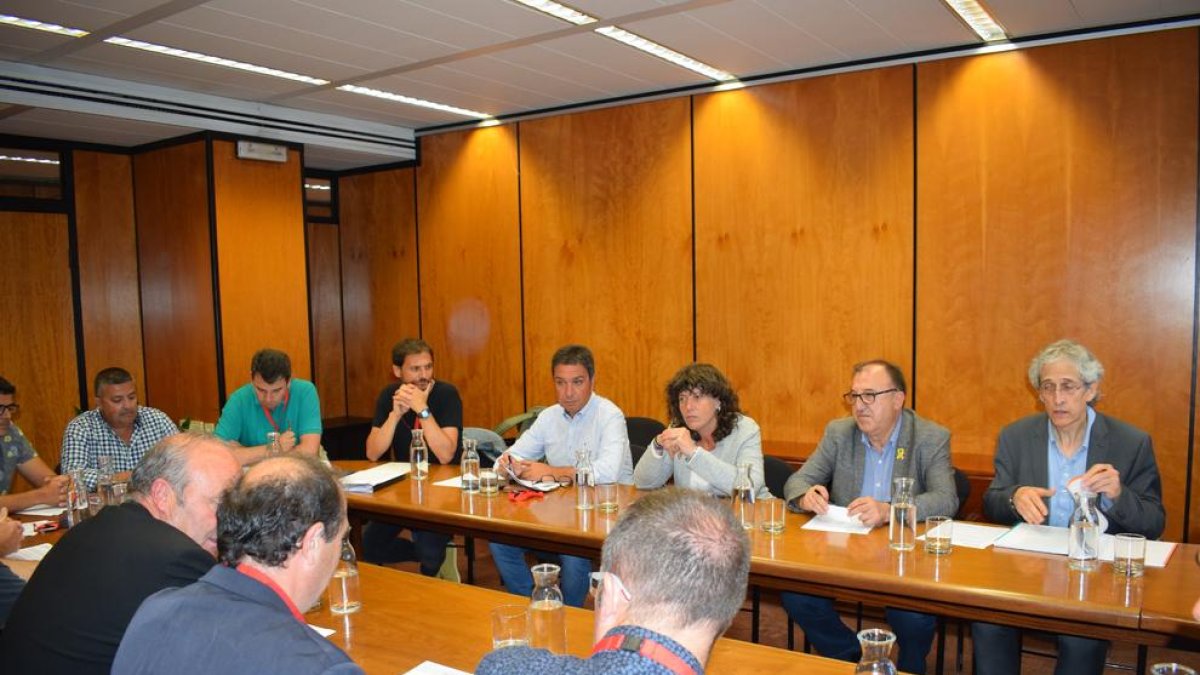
[304, 182, 331, 190]
[0, 154, 60, 165]
[941, 0, 1007, 42]
[0, 14, 87, 38]
[102, 37, 330, 86]
[336, 85, 492, 119]
[510, 0, 735, 82]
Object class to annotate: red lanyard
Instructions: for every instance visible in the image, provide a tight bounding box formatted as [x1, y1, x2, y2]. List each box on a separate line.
[591, 633, 698, 675]
[259, 387, 290, 433]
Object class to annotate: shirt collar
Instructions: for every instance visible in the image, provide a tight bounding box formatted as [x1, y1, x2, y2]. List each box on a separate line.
[1047, 406, 1097, 457]
[559, 392, 598, 421]
[860, 414, 903, 453]
[235, 563, 305, 623]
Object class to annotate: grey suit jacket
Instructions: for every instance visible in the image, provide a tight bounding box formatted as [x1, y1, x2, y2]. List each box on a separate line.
[784, 408, 958, 520]
[982, 411, 1165, 539]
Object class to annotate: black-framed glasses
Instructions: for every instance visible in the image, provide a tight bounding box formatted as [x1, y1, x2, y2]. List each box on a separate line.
[502, 475, 573, 493]
[0, 404, 19, 415]
[842, 389, 899, 406]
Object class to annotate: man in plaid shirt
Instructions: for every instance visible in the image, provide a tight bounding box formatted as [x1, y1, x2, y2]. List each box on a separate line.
[61, 368, 178, 489]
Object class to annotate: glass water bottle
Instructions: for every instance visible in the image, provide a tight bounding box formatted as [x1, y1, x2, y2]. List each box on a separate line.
[575, 447, 594, 510]
[411, 428, 429, 480]
[529, 563, 567, 654]
[460, 438, 480, 493]
[328, 538, 362, 614]
[1068, 490, 1100, 571]
[855, 628, 898, 674]
[731, 462, 755, 530]
[888, 477, 916, 551]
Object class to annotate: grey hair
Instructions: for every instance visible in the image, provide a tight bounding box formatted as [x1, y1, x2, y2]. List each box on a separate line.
[600, 488, 750, 633]
[129, 431, 232, 502]
[1028, 339, 1105, 388]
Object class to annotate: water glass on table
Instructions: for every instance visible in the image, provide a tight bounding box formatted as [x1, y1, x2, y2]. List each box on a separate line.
[756, 496, 785, 535]
[924, 516, 953, 555]
[1113, 533, 1146, 577]
[491, 604, 529, 649]
[595, 483, 618, 512]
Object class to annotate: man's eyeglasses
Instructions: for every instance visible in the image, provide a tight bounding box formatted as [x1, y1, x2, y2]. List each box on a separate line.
[842, 389, 899, 406]
[502, 475, 573, 493]
[1038, 381, 1086, 397]
[0, 404, 19, 416]
[589, 572, 632, 602]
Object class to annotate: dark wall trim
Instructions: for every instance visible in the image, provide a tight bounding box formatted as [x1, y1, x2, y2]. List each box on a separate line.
[0, 198, 68, 213]
[61, 150, 89, 412]
[688, 96, 698, 362]
[336, 157, 419, 178]
[204, 137, 227, 408]
[515, 124, 528, 412]
[910, 63, 920, 411]
[0, 132, 130, 155]
[1186, 36, 1200, 543]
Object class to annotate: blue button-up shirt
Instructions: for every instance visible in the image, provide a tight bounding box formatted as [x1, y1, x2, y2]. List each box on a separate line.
[508, 393, 634, 484]
[1047, 407, 1096, 527]
[859, 418, 902, 502]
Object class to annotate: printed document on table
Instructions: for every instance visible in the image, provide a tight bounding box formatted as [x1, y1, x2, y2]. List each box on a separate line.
[6, 543, 52, 561]
[1097, 536, 1177, 567]
[801, 505, 873, 535]
[402, 661, 471, 675]
[15, 504, 66, 517]
[308, 624, 335, 637]
[341, 462, 410, 493]
[993, 523, 1069, 555]
[433, 475, 463, 488]
[917, 522, 1009, 549]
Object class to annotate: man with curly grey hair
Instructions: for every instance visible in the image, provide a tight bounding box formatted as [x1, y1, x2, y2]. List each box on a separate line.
[112, 455, 362, 675]
[477, 487, 750, 674]
[975, 339, 1164, 675]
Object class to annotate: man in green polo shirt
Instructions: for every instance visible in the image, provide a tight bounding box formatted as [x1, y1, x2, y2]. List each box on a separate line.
[214, 349, 322, 465]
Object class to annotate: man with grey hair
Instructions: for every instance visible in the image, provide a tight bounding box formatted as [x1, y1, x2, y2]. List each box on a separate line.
[114, 455, 360, 674]
[476, 487, 751, 674]
[0, 433, 240, 675]
[975, 339, 1164, 675]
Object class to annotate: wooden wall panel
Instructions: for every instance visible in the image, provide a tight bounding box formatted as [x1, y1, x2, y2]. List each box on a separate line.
[339, 169, 418, 418]
[417, 128, 525, 428]
[307, 222, 347, 418]
[0, 212, 78, 472]
[73, 150, 145, 395]
[915, 31, 1197, 541]
[519, 99, 693, 418]
[134, 140, 221, 423]
[212, 139, 310, 396]
[693, 67, 915, 459]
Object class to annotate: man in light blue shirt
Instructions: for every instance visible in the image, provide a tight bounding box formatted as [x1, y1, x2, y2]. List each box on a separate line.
[492, 345, 633, 607]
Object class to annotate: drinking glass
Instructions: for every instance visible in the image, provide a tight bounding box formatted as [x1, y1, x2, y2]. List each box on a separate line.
[490, 604, 529, 649]
[595, 483, 618, 513]
[1113, 533, 1146, 577]
[756, 497, 785, 535]
[924, 516, 953, 555]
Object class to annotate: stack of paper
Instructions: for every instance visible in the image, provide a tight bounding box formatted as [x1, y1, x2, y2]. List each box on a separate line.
[916, 522, 1009, 549]
[994, 523, 1178, 567]
[801, 505, 873, 535]
[340, 463, 410, 493]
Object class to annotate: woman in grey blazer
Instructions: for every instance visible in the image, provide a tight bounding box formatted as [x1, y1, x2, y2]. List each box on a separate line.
[633, 363, 769, 498]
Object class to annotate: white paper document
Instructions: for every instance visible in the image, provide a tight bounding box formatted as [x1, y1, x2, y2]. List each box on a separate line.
[801, 505, 873, 535]
[433, 476, 463, 489]
[993, 523, 1177, 567]
[308, 624, 336, 637]
[6, 543, 52, 561]
[917, 522, 1009, 549]
[341, 462, 410, 493]
[16, 504, 66, 517]
[402, 661, 471, 675]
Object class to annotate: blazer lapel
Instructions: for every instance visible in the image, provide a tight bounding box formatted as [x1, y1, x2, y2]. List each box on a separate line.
[1085, 410, 1109, 469]
[1031, 414, 1050, 489]
[893, 409, 914, 481]
[850, 422, 866, 498]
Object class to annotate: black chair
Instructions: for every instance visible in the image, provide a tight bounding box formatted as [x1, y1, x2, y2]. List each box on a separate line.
[625, 417, 665, 452]
[630, 443, 647, 468]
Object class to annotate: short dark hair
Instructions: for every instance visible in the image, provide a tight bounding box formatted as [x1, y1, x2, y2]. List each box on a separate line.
[852, 359, 907, 394]
[551, 344, 594, 379]
[94, 367, 133, 397]
[218, 455, 344, 568]
[0, 377, 14, 396]
[666, 363, 742, 443]
[602, 488, 750, 632]
[250, 349, 292, 383]
[392, 338, 433, 367]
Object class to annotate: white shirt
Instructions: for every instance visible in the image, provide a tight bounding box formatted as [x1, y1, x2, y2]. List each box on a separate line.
[507, 393, 634, 484]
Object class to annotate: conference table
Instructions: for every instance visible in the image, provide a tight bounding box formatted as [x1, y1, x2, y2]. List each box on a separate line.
[306, 563, 856, 674]
[335, 462, 1200, 651]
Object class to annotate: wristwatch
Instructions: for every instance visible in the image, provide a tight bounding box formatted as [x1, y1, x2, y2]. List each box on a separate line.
[417, 408, 431, 420]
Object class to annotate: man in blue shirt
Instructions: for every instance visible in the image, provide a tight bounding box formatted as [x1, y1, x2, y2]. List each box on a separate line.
[781, 360, 957, 674]
[491, 344, 633, 607]
[215, 349, 323, 465]
[976, 340, 1164, 675]
[0, 376, 67, 511]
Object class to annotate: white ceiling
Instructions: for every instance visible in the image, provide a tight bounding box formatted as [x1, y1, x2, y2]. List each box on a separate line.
[0, 0, 1198, 170]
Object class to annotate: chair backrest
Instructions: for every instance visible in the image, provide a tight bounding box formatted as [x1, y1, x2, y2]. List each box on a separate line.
[630, 443, 647, 468]
[492, 407, 546, 438]
[953, 467, 971, 519]
[762, 455, 795, 499]
[464, 427, 507, 468]
[625, 416, 666, 450]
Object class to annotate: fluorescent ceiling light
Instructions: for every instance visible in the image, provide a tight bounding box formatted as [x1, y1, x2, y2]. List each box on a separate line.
[304, 182, 331, 190]
[510, 0, 734, 81]
[336, 85, 491, 119]
[941, 0, 1007, 42]
[0, 14, 87, 38]
[0, 154, 60, 165]
[509, 0, 595, 26]
[0, 13, 490, 117]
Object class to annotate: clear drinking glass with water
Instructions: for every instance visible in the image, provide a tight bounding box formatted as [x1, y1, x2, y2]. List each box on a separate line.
[731, 462, 755, 530]
[328, 538, 361, 614]
[410, 429, 428, 481]
[460, 439, 480, 493]
[888, 477, 916, 551]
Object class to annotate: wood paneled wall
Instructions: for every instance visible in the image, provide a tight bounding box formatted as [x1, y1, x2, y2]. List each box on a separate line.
[211, 139, 311, 395]
[73, 150, 145, 398]
[307, 222, 347, 418]
[416, 128, 525, 428]
[0, 212, 78, 471]
[339, 169, 419, 417]
[519, 99, 695, 418]
[134, 140, 221, 423]
[694, 67, 915, 457]
[915, 31, 1197, 541]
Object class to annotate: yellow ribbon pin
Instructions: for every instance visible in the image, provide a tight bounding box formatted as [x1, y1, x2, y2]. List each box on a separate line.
[896, 447, 906, 461]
